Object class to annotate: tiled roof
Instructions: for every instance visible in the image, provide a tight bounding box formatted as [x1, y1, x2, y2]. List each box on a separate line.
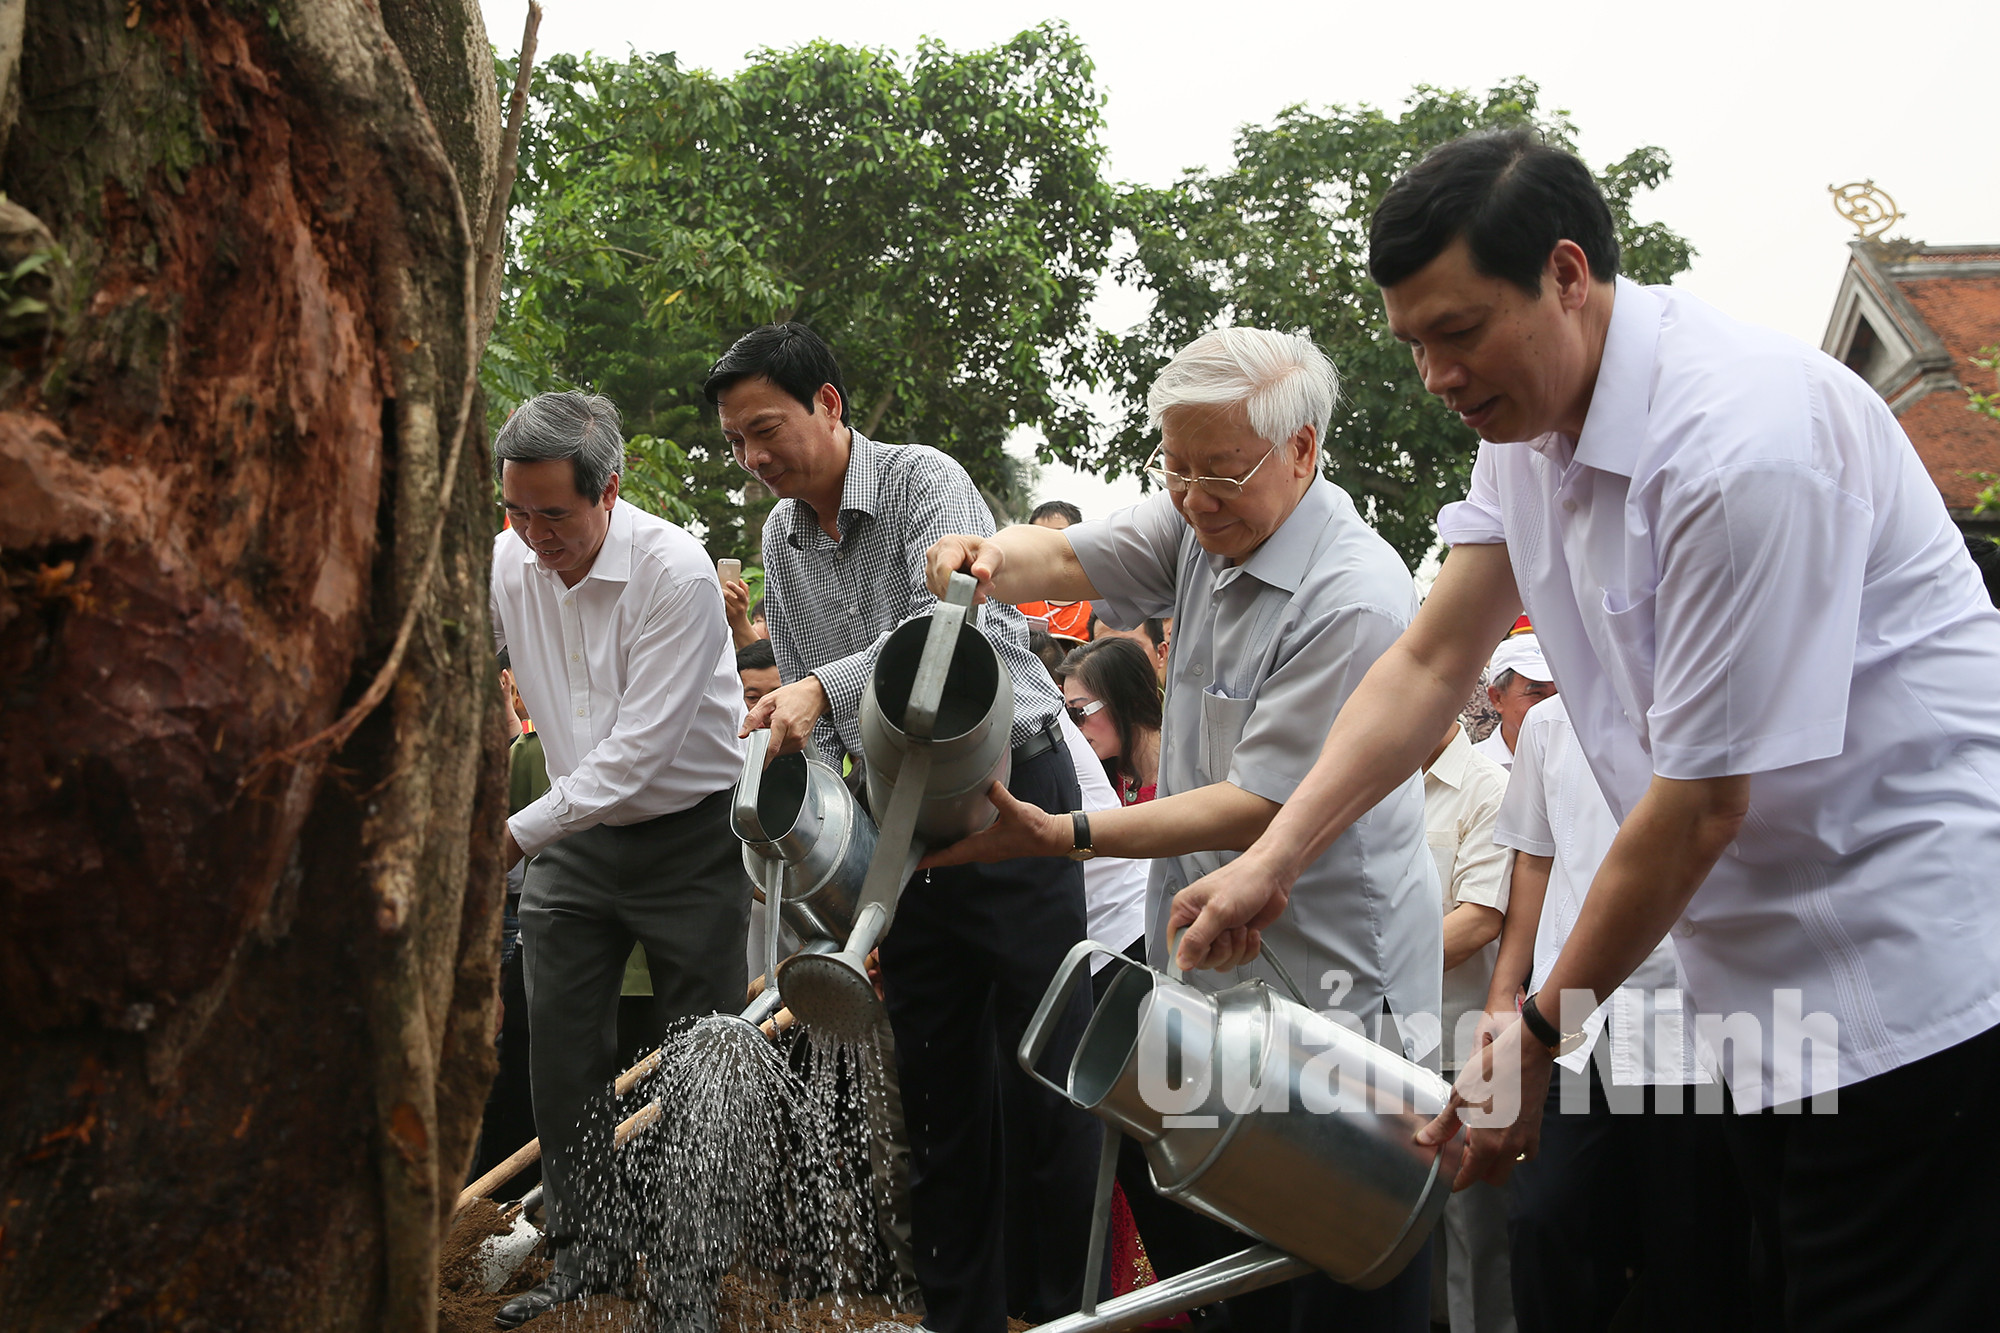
[1861, 243, 2000, 513]
[1896, 383, 2000, 509]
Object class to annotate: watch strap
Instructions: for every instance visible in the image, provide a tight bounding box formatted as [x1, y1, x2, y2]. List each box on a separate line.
[1069, 810, 1094, 861]
[1520, 991, 1563, 1052]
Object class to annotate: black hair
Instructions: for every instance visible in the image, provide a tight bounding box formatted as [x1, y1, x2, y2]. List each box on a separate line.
[1055, 636, 1163, 790]
[1027, 626, 1067, 677]
[1030, 500, 1084, 526]
[495, 647, 511, 673]
[1089, 613, 1165, 650]
[736, 638, 777, 673]
[749, 596, 766, 623]
[702, 322, 850, 424]
[1368, 129, 1619, 296]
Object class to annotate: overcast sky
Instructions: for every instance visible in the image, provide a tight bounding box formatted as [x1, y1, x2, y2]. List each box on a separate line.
[480, 0, 1994, 519]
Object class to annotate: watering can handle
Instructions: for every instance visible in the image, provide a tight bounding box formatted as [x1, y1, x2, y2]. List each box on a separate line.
[905, 572, 978, 740]
[1017, 938, 1107, 1100]
[733, 729, 773, 842]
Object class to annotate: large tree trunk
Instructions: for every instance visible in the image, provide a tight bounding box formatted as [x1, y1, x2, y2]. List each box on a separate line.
[0, 1, 505, 1328]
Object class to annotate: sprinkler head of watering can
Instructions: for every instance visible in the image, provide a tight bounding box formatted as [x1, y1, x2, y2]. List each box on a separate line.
[776, 901, 890, 1041]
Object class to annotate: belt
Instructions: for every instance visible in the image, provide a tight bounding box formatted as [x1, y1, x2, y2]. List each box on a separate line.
[1013, 716, 1063, 766]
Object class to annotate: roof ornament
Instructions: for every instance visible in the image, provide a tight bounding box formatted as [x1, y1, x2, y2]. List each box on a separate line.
[1828, 180, 1905, 240]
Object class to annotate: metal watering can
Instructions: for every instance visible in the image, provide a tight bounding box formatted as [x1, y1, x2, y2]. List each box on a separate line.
[857, 579, 1015, 846]
[1021, 940, 1465, 1331]
[733, 731, 872, 945]
[775, 572, 1008, 1039]
[732, 730, 876, 1027]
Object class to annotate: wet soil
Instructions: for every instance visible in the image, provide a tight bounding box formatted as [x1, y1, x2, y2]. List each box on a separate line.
[437, 1201, 961, 1333]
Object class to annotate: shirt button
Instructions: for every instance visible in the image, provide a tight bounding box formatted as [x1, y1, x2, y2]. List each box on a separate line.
[1675, 921, 1697, 938]
[1192, 665, 1204, 677]
[1562, 498, 1578, 513]
[575, 707, 586, 717]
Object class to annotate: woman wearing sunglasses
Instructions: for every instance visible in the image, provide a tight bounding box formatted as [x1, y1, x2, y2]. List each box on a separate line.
[1056, 635, 1163, 807]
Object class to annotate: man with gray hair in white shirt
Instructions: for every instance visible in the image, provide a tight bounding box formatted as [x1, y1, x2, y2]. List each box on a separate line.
[1176, 130, 2000, 1326]
[489, 391, 750, 1328]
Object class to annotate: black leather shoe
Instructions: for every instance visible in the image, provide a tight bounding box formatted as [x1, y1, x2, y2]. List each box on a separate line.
[494, 1272, 596, 1328]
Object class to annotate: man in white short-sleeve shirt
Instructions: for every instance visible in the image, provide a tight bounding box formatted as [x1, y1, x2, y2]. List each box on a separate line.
[1171, 130, 2000, 1325]
[1420, 719, 1513, 1333]
[1491, 694, 1752, 1330]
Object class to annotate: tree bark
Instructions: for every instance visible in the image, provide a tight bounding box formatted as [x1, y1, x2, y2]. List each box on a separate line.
[0, 2, 504, 1328]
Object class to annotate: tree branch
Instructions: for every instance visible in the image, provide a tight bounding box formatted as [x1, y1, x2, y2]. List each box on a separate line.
[861, 383, 896, 439]
[477, 2, 541, 337]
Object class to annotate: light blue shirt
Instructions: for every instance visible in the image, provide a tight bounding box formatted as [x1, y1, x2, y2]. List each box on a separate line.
[1069, 479, 1442, 1056]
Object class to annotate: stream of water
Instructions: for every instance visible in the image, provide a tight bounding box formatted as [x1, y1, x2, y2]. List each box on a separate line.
[604, 1013, 900, 1331]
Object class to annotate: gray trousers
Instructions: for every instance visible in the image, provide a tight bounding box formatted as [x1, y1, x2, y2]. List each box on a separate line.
[1438, 1179, 1516, 1333]
[519, 789, 751, 1279]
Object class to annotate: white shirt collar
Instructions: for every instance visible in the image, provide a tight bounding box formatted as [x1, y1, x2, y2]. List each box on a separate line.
[1521, 276, 1664, 477]
[1426, 723, 1475, 790]
[1572, 277, 1664, 479]
[521, 497, 636, 585]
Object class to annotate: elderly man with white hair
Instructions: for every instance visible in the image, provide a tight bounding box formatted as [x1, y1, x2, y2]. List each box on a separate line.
[924, 327, 1441, 1333]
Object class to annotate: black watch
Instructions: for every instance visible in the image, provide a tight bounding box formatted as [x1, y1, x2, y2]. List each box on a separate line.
[1067, 810, 1096, 861]
[1521, 991, 1587, 1057]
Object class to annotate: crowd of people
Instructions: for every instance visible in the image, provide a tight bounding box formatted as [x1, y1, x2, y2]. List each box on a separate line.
[474, 127, 2000, 1333]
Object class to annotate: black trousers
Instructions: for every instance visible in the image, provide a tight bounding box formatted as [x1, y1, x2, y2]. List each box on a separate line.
[878, 743, 1101, 1333]
[1507, 1060, 1754, 1333]
[1722, 1020, 2000, 1331]
[518, 789, 751, 1281]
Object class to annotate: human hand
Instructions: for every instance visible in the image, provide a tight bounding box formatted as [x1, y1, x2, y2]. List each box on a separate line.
[918, 782, 1067, 868]
[865, 948, 885, 1001]
[741, 674, 829, 761]
[499, 667, 522, 738]
[925, 535, 1002, 604]
[1166, 850, 1293, 972]
[722, 578, 756, 648]
[1415, 1012, 1553, 1190]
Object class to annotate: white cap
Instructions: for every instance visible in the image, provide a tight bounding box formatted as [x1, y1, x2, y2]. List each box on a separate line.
[1488, 632, 1553, 683]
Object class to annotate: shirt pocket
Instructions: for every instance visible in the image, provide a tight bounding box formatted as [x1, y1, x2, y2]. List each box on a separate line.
[1596, 587, 1658, 734]
[1197, 686, 1256, 786]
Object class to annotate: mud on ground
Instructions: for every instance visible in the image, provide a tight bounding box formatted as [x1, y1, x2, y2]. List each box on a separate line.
[438, 1199, 963, 1333]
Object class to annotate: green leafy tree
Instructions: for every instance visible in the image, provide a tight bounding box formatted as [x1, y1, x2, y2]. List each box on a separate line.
[1083, 80, 1694, 565]
[488, 23, 1113, 554]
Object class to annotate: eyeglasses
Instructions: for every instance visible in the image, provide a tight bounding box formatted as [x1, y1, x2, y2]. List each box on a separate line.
[1144, 442, 1282, 498]
[1065, 698, 1106, 728]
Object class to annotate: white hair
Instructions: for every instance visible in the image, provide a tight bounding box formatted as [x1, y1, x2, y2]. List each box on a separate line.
[1145, 327, 1339, 452]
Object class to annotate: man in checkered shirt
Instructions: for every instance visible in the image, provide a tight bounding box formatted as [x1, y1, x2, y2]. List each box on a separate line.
[706, 323, 1099, 1333]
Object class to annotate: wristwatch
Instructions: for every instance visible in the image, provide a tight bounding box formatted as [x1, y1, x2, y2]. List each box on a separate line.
[1520, 991, 1587, 1057]
[1067, 810, 1096, 862]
